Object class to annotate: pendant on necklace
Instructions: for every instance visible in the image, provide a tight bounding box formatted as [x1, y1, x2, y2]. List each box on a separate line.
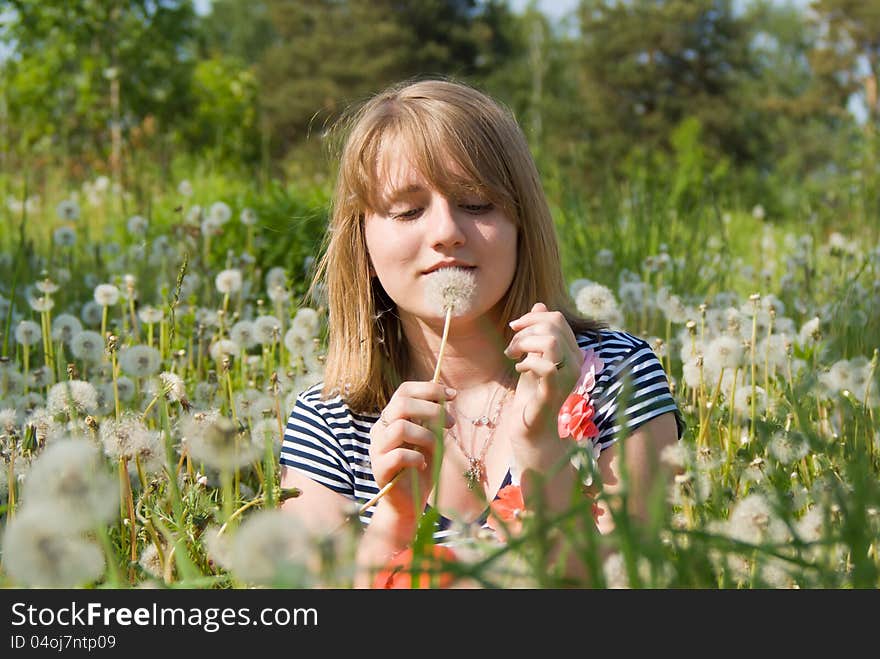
[464, 457, 484, 490]
[473, 415, 492, 427]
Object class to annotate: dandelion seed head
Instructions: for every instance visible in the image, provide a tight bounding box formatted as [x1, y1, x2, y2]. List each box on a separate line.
[181, 413, 260, 471]
[56, 199, 80, 222]
[2, 505, 105, 587]
[254, 315, 282, 345]
[704, 335, 744, 371]
[138, 543, 165, 579]
[137, 305, 164, 324]
[53, 226, 77, 247]
[291, 308, 320, 339]
[70, 330, 104, 362]
[80, 300, 102, 327]
[265, 267, 288, 292]
[215, 268, 243, 294]
[209, 201, 232, 224]
[208, 338, 240, 367]
[228, 509, 315, 587]
[733, 384, 768, 418]
[725, 493, 790, 545]
[14, 320, 41, 347]
[22, 439, 118, 530]
[240, 208, 258, 226]
[126, 214, 148, 236]
[575, 283, 623, 327]
[46, 380, 99, 417]
[119, 345, 162, 378]
[28, 294, 54, 313]
[93, 283, 120, 307]
[51, 314, 83, 344]
[768, 431, 810, 465]
[424, 266, 477, 316]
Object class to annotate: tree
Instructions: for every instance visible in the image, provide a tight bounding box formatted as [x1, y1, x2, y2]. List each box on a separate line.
[2, 0, 198, 180]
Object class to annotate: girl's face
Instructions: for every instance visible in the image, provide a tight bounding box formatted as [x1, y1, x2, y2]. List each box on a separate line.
[363, 153, 518, 328]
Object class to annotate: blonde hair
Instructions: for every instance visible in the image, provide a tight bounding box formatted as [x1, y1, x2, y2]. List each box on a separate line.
[311, 78, 601, 412]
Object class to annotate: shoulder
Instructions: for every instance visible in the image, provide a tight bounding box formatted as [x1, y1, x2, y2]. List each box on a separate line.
[291, 382, 379, 433]
[575, 328, 652, 365]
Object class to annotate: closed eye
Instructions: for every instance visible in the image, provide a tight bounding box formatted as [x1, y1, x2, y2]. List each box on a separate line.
[460, 203, 494, 214]
[391, 207, 424, 221]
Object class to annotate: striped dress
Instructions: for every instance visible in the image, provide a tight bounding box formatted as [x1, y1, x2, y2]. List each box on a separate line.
[280, 329, 684, 541]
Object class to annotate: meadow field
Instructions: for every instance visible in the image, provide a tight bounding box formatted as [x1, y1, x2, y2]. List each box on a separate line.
[0, 153, 877, 589]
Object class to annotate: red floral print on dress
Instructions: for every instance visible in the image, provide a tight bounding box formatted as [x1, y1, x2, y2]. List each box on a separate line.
[557, 348, 604, 441]
[486, 483, 525, 540]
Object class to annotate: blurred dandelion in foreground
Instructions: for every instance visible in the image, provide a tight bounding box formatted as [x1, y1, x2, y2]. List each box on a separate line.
[2, 505, 105, 587]
[227, 509, 315, 587]
[93, 283, 120, 307]
[22, 439, 118, 531]
[181, 413, 260, 471]
[119, 345, 161, 378]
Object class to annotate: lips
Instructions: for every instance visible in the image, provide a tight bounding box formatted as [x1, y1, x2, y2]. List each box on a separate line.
[421, 262, 476, 275]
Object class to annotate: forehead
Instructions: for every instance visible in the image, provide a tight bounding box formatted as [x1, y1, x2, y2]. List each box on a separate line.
[372, 137, 479, 206]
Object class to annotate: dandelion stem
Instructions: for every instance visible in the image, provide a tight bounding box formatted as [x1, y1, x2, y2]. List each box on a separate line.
[357, 306, 454, 516]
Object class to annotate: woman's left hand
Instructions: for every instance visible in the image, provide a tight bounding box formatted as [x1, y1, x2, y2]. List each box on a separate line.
[505, 302, 581, 440]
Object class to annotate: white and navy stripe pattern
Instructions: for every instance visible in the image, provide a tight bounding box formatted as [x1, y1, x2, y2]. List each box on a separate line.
[280, 329, 684, 539]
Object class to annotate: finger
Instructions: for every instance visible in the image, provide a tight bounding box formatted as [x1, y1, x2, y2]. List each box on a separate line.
[504, 331, 560, 361]
[514, 353, 566, 379]
[385, 398, 456, 429]
[379, 419, 440, 453]
[508, 308, 579, 352]
[381, 448, 429, 474]
[395, 381, 458, 403]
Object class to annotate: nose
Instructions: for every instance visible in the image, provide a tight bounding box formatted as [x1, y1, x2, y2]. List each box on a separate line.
[426, 194, 466, 248]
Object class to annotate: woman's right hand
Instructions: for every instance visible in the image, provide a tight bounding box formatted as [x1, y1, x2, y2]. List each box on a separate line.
[368, 381, 456, 520]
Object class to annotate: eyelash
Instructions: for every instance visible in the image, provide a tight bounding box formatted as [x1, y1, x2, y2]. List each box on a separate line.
[391, 203, 494, 221]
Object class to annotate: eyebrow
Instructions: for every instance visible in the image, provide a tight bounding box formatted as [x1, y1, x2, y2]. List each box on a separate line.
[384, 183, 427, 203]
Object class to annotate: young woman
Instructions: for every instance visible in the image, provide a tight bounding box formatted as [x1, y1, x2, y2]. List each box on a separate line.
[279, 78, 683, 586]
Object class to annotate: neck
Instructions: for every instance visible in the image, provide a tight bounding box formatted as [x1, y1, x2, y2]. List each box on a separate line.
[399, 309, 513, 391]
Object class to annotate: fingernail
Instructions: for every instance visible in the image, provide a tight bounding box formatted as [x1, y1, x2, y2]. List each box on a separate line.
[445, 387, 457, 398]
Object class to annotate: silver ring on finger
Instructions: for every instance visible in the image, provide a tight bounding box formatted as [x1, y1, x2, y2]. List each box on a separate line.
[380, 410, 391, 427]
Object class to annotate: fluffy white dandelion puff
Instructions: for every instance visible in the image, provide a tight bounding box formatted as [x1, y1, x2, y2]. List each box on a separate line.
[254, 315, 282, 345]
[70, 330, 104, 362]
[137, 305, 164, 324]
[80, 300, 103, 327]
[119, 344, 161, 378]
[138, 542, 165, 579]
[291, 307, 320, 339]
[240, 208, 258, 226]
[575, 282, 623, 326]
[227, 509, 315, 587]
[46, 380, 99, 417]
[724, 493, 791, 545]
[53, 226, 77, 247]
[209, 201, 232, 224]
[230, 320, 258, 349]
[704, 335, 744, 371]
[424, 266, 477, 317]
[768, 431, 810, 465]
[265, 266, 288, 292]
[22, 440, 118, 530]
[2, 505, 105, 587]
[93, 283, 120, 307]
[51, 314, 83, 344]
[733, 385, 768, 418]
[209, 339, 241, 363]
[56, 199, 80, 221]
[215, 268, 243, 294]
[180, 414, 260, 471]
[14, 320, 41, 347]
[100, 414, 165, 474]
[126, 214, 148, 236]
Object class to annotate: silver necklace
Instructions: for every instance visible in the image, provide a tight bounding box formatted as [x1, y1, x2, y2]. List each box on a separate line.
[447, 381, 513, 490]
